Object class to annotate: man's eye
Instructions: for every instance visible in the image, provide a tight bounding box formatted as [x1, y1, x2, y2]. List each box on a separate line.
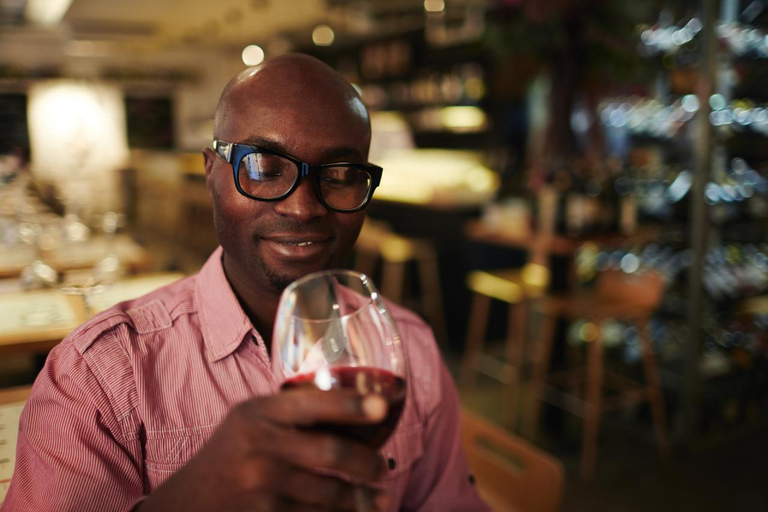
[322, 176, 354, 187]
[244, 167, 282, 181]
[259, 169, 283, 179]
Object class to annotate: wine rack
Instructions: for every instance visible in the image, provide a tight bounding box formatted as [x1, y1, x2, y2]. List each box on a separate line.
[609, 0, 768, 441]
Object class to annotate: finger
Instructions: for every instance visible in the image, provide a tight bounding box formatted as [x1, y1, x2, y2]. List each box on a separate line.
[272, 491, 390, 512]
[271, 466, 385, 510]
[355, 486, 392, 512]
[237, 389, 387, 427]
[277, 496, 389, 512]
[250, 424, 386, 482]
[251, 494, 335, 512]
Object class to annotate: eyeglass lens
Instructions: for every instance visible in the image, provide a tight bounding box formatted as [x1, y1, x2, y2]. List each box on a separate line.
[236, 153, 372, 211]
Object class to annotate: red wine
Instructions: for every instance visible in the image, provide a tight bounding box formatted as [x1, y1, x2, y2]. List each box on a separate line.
[281, 366, 406, 448]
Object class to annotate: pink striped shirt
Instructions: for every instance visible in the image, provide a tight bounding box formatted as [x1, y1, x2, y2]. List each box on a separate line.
[2, 247, 489, 512]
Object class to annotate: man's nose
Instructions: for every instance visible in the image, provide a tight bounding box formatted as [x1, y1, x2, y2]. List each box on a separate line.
[273, 177, 327, 222]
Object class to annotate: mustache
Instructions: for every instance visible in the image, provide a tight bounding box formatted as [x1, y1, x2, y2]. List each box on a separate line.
[257, 219, 334, 237]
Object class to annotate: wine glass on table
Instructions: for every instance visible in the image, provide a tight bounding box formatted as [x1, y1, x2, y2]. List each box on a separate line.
[272, 269, 408, 511]
[60, 279, 106, 324]
[93, 211, 125, 284]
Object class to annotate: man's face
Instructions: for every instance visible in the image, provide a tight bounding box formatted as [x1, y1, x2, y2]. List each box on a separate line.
[204, 77, 370, 296]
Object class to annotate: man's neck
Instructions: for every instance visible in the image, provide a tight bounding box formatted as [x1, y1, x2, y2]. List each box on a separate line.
[221, 253, 280, 352]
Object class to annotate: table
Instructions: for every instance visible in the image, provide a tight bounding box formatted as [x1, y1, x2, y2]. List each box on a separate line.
[0, 235, 150, 279]
[464, 219, 659, 261]
[0, 290, 77, 355]
[0, 273, 184, 355]
[464, 219, 661, 295]
[0, 386, 31, 405]
[0, 385, 31, 505]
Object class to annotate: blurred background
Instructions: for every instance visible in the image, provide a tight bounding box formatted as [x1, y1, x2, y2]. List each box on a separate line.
[1, 0, 767, 510]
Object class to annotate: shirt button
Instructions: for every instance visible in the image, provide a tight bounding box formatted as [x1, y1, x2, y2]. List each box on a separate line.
[387, 457, 396, 470]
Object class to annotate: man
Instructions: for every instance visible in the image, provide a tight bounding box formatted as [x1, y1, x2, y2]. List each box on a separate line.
[3, 54, 489, 512]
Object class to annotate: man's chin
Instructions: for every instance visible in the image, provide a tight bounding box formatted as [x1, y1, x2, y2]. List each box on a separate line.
[264, 271, 295, 293]
[263, 264, 325, 293]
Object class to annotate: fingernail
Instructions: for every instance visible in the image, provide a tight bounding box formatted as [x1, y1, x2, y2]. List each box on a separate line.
[362, 394, 387, 420]
[375, 492, 392, 512]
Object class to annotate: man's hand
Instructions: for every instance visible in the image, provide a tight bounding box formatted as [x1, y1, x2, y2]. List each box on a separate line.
[136, 389, 390, 512]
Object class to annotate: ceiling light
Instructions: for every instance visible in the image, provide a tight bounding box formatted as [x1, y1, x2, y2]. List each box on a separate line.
[439, 106, 488, 132]
[312, 25, 335, 46]
[25, 0, 73, 26]
[27, 81, 129, 210]
[424, 0, 445, 13]
[242, 44, 265, 66]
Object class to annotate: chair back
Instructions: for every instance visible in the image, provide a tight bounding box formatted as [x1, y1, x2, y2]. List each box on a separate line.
[595, 269, 664, 310]
[461, 409, 564, 512]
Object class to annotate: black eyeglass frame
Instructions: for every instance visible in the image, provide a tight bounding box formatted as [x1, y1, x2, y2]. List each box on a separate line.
[213, 139, 383, 213]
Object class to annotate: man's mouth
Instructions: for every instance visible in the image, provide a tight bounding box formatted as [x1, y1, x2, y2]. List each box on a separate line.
[265, 233, 332, 245]
[261, 235, 333, 260]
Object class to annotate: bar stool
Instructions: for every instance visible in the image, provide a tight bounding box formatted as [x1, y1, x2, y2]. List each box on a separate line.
[354, 219, 448, 344]
[460, 264, 550, 426]
[523, 269, 670, 478]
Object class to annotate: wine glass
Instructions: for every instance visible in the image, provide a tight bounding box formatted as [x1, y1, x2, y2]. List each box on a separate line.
[272, 269, 407, 510]
[19, 221, 57, 290]
[60, 279, 106, 323]
[93, 211, 125, 284]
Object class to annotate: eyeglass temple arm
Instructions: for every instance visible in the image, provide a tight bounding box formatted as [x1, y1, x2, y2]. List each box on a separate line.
[213, 140, 232, 161]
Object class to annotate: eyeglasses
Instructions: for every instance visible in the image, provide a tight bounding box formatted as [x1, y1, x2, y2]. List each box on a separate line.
[213, 140, 383, 213]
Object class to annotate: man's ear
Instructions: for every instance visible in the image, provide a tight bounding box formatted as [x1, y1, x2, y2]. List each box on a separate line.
[202, 147, 216, 191]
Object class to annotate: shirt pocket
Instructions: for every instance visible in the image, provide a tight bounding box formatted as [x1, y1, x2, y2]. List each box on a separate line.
[143, 424, 220, 485]
[380, 423, 424, 480]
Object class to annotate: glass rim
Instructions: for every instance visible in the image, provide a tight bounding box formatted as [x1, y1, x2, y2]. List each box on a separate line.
[282, 268, 373, 295]
[273, 268, 406, 380]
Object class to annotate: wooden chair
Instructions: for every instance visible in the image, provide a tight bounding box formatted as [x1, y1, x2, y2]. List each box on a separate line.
[461, 408, 564, 512]
[523, 269, 670, 478]
[354, 219, 448, 343]
[460, 264, 550, 426]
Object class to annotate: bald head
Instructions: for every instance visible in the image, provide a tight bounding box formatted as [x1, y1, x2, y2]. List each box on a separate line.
[214, 53, 369, 142]
[203, 52, 375, 316]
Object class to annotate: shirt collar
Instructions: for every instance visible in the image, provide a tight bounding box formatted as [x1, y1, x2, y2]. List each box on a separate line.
[195, 246, 255, 362]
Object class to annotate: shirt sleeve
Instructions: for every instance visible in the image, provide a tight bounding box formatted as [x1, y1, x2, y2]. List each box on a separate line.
[400, 361, 492, 512]
[2, 341, 145, 512]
